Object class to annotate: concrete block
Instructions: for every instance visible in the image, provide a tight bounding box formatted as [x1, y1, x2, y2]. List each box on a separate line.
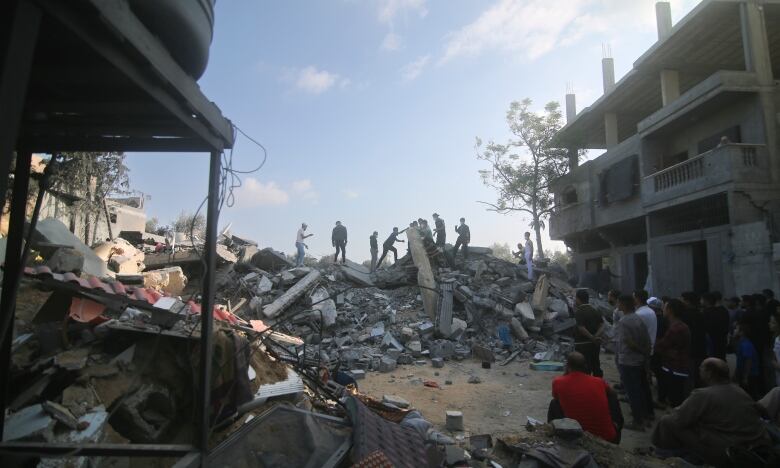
[430, 340, 454, 360]
[406, 340, 422, 354]
[414, 360, 427, 366]
[431, 357, 444, 368]
[449, 318, 467, 340]
[378, 356, 397, 373]
[385, 348, 401, 360]
[348, 369, 366, 380]
[445, 410, 464, 431]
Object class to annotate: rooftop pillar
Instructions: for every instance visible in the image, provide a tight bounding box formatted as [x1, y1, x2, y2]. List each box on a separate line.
[565, 93, 576, 123]
[655, 2, 672, 40]
[660, 69, 680, 106]
[565, 92, 578, 170]
[602, 58, 615, 94]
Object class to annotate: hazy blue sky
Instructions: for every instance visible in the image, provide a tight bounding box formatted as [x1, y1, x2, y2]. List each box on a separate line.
[126, 0, 699, 262]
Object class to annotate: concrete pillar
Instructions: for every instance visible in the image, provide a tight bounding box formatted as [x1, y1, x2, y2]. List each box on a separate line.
[605, 113, 618, 148]
[602, 58, 615, 94]
[565, 93, 576, 123]
[740, 1, 773, 83]
[660, 69, 680, 106]
[740, 1, 778, 182]
[655, 2, 672, 40]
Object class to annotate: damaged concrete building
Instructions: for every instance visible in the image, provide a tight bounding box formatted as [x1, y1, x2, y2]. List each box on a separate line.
[550, 0, 780, 297]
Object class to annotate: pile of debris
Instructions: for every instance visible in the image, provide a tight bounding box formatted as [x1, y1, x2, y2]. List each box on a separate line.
[5, 219, 618, 467]
[209, 226, 613, 380]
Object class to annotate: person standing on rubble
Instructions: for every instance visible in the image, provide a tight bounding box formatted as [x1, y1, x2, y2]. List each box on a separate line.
[376, 227, 405, 268]
[295, 223, 313, 267]
[420, 219, 434, 244]
[331, 221, 348, 264]
[432, 213, 446, 247]
[524, 232, 534, 280]
[452, 218, 470, 259]
[574, 289, 604, 377]
[369, 231, 379, 272]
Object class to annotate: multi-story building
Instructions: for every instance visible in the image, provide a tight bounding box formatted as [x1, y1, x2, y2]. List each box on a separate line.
[550, 0, 780, 297]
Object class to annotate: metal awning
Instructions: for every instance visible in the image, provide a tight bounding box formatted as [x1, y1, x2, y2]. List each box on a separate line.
[0, 0, 235, 465]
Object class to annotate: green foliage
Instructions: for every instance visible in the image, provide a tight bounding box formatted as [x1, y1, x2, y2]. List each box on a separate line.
[545, 249, 572, 269]
[145, 217, 159, 233]
[49, 152, 130, 243]
[476, 99, 577, 256]
[489, 242, 516, 262]
[173, 211, 206, 239]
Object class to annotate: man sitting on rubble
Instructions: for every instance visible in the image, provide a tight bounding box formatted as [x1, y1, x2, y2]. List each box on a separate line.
[376, 227, 405, 268]
[652, 358, 770, 466]
[548, 352, 623, 444]
[574, 289, 604, 377]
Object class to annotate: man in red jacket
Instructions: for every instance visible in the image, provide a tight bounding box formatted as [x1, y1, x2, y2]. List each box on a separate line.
[548, 352, 623, 443]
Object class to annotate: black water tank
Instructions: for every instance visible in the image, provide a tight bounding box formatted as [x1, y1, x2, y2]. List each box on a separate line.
[129, 0, 216, 79]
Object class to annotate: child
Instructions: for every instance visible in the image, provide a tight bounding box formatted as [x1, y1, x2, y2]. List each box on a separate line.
[735, 321, 762, 399]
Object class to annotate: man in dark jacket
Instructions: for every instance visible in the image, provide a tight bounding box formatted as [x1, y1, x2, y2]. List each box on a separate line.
[574, 289, 604, 377]
[702, 292, 729, 360]
[432, 213, 446, 247]
[376, 227, 405, 267]
[331, 221, 348, 264]
[452, 218, 470, 259]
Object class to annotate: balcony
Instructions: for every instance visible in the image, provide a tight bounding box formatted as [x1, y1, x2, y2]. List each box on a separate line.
[549, 202, 593, 240]
[642, 143, 770, 209]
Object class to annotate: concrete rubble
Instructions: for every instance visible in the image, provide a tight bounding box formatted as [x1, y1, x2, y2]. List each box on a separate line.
[9, 221, 619, 467]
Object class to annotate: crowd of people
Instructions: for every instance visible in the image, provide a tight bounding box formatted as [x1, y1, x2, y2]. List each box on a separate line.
[551, 288, 780, 466]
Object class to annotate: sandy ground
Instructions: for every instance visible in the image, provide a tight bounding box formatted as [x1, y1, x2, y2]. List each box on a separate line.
[360, 351, 658, 451]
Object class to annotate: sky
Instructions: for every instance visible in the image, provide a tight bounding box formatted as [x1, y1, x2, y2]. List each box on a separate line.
[125, 0, 700, 262]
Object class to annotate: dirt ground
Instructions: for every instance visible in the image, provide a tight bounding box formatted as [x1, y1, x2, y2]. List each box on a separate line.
[360, 351, 659, 451]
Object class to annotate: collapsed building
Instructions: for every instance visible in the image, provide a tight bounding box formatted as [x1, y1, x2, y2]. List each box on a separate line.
[550, 0, 780, 297]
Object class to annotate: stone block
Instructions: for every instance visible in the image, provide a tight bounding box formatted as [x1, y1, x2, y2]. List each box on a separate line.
[378, 356, 397, 373]
[445, 410, 464, 431]
[431, 357, 444, 368]
[397, 354, 414, 365]
[430, 340, 454, 360]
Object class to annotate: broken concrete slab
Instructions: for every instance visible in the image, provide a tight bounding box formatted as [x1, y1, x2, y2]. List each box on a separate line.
[33, 218, 109, 277]
[42, 400, 79, 430]
[255, 275, 273, 295]
[378, 356, 397, 373]
[511, 317, 529, 340]
[3, 404, 53, 441]
[263, 269, 321, 319]
[339, 260, 374, 287]
[406, 228, 437, 319]
[251, 247, 293, 271]
[143, 267, 187, 296]
[44, 248, 85, 274]
[436, 282, 454, 337]
[111, 383, 176, 443]
[54, 347, 89, 370]
[382, 394, 410, 409]
[309, 286, 336, 328]
[531, 274, 550, 312]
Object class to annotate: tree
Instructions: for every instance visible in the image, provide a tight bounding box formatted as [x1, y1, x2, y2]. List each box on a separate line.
[173, 211, 206, 239]
[489, 242, 515, 262]
[49, 152, 130, 244]
[476, 99, 576, 257]
[545, 249, 572, 269]
[145, 217, 159, 233]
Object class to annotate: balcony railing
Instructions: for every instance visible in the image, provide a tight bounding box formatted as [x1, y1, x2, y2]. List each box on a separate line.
[643, 143, 770, 207]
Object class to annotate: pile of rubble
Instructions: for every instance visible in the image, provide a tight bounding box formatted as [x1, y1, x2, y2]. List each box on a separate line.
[5, 218, 618, 467]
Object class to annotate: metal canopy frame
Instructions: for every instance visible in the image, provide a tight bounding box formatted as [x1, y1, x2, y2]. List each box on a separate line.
[0, 0, 235, 465]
